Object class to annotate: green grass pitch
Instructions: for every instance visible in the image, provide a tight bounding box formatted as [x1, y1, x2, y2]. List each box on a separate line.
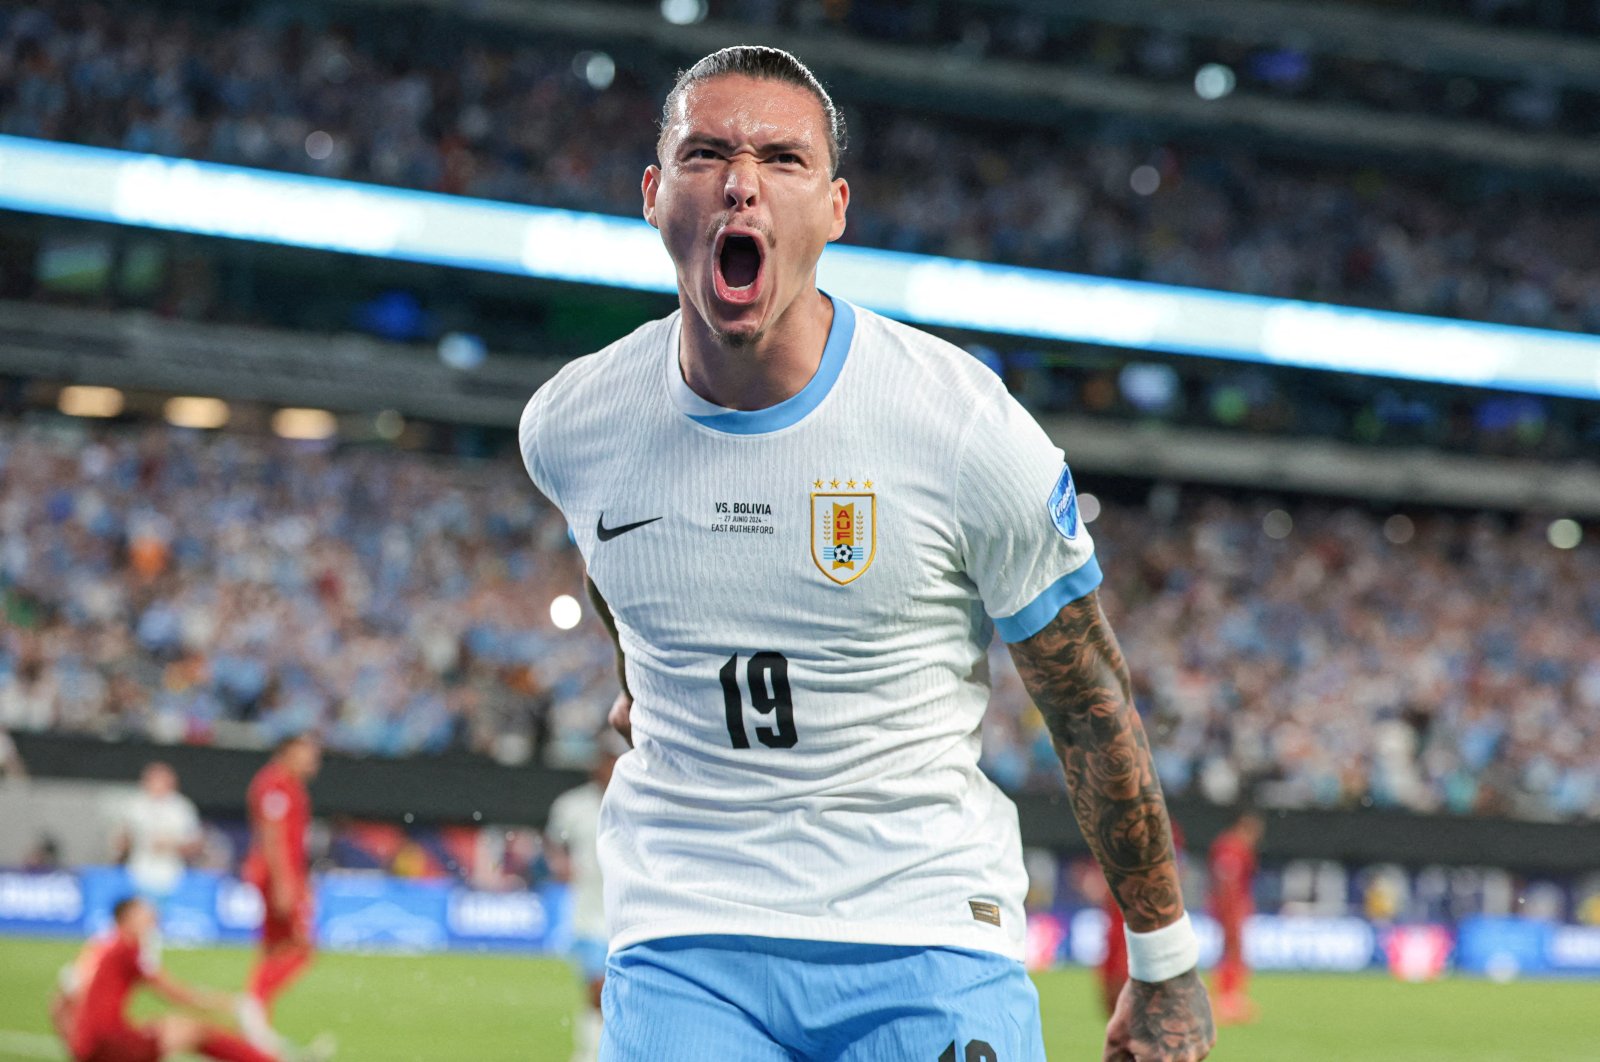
[2, 937, 1596, 1060]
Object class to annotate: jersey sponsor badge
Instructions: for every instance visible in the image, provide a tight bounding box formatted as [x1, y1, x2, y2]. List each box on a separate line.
[810, 478, 876, 584]
[1048, 464, 1079, 541]
[968, 899, 1003, 927]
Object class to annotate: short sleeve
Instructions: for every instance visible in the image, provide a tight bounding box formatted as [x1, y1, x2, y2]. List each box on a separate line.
[179, 797, 202, 841]
[955, 387, 1101, 642]
[518, 385, 557, 507]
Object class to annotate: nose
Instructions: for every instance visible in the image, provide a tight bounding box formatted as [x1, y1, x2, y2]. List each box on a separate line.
[723, 157, 759, 210]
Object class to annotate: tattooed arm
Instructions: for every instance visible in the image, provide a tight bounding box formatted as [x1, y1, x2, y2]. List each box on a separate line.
[586, 575, 634, 743]
[1008, 589, 1214, 1062]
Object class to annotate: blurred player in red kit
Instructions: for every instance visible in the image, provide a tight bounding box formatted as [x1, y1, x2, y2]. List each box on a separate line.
[1097, 822, 1185, 1016]
[238, 734, 321, 1042]
[1208, 809, 1264, 1024]
[50, 896, 311, 1062]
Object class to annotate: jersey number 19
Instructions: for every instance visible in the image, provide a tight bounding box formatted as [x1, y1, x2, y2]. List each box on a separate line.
[720, 652, 797, 749]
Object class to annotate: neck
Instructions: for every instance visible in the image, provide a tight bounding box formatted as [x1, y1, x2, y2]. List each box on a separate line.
[678, 288, 834, 411]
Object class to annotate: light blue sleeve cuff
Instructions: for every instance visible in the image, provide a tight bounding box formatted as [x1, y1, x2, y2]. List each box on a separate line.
[993, 555, 1103, 643]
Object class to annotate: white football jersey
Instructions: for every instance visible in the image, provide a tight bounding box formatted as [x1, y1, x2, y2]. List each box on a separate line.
[119, 791, 202, 896]
[546, 781, 606, 939]
[520, 297, 1099, 960]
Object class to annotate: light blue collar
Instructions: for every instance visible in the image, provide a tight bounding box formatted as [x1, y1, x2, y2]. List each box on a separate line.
[668, 295, 856, 436]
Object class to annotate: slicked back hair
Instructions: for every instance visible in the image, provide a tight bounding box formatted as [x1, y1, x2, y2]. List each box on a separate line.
[658, 46, 847, 176]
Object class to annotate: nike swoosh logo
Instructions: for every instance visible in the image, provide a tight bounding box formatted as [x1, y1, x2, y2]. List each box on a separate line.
[596, 513, 663, 542]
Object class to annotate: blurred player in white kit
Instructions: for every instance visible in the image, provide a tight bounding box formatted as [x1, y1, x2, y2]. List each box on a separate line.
[111, 762, 203, 902]
[546, 732, 627, 1062]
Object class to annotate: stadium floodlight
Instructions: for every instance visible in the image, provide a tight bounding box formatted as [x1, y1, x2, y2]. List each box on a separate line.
[1129, 165, 1161, 196]
[164, 396, 230, 429]
[304, 131, 336, 161]
[1078, 493, 1102, 525]
[660, 0, 708, 26]
[1383, 514, 1416, 545]
[1548, 518, 1583, 550]
[58, 385, 124, 418]
[1195, 64, 1236, 101]
[573, 51, 616, 91]
[272, 407, 338, 440]
[4, 134, 1600, 401]
[550, 594, 583, 630]
[373, 409, 406, 441]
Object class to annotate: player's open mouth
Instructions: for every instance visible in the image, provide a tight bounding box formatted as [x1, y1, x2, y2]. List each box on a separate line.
[713, 230, 765, 306]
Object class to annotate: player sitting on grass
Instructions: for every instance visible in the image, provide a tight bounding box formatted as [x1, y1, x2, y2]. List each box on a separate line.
[50, 897, 330, 1062]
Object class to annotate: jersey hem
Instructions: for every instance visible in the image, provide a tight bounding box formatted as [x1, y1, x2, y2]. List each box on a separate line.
[607, 917, 1025, 963]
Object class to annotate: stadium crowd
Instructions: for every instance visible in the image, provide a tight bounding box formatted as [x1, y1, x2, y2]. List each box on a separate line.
[4, 0, 1600, 334]
[0, 419, 615, 767]
[616, 0, 1600, 136]
[0, 420, 1595, 823]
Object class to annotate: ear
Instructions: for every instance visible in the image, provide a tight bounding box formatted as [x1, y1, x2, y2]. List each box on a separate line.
[642, 165, 662, 229]
[827, 178, 850, 243]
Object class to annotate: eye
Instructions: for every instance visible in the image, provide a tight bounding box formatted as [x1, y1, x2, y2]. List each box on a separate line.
[686, 148, 720, 160]
[772, 153, 803, 165]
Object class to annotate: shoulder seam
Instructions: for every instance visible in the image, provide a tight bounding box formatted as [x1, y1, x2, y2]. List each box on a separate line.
[949, 378, 1005, 568]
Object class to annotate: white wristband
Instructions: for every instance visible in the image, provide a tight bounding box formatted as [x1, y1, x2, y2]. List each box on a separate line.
[1124, 911, 1200, 983]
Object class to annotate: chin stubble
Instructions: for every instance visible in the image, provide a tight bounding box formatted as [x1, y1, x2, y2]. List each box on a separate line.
[712, 325, 761, 350]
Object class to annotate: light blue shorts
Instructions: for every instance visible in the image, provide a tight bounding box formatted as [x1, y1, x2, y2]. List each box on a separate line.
[571, 936, 609, 984]
[600, 934, 1045, 1061]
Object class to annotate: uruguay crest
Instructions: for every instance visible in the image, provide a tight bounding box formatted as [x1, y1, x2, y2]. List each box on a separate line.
[810, 482, 877, 585]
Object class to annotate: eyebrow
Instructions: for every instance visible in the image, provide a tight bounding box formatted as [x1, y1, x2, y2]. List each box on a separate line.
[678, 134, 813, 156]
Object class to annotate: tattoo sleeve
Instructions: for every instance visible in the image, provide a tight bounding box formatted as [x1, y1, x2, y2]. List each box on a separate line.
[1006, 589, 1184, 933]
[585, 575, 629, 696]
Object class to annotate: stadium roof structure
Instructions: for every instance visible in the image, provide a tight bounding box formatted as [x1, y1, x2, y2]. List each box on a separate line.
[371, 0, 1600, 180]
[4, 134, 1599, 405]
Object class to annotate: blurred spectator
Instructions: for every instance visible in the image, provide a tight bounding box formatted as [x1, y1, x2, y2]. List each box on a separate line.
[0, 727, 24, 781]
[1, 413, 1597, 821]
[110, 761, 203, 899]
[985, 495, 1600, 823]
[0, 418, 615, 766]
[24, 832, 63, 872]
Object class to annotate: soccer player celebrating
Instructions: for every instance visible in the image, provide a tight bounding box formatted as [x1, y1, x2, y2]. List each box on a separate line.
[1208, 809, 1264, 1025]
[519, 46, 1213, 1060]
[238, 734, 320, 1042]
[545, 731, 627, 1062]
[51, 897, 313, 1062]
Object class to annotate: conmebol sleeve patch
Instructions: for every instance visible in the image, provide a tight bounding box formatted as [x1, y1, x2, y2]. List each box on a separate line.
[1048, 465, 1079, 541]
